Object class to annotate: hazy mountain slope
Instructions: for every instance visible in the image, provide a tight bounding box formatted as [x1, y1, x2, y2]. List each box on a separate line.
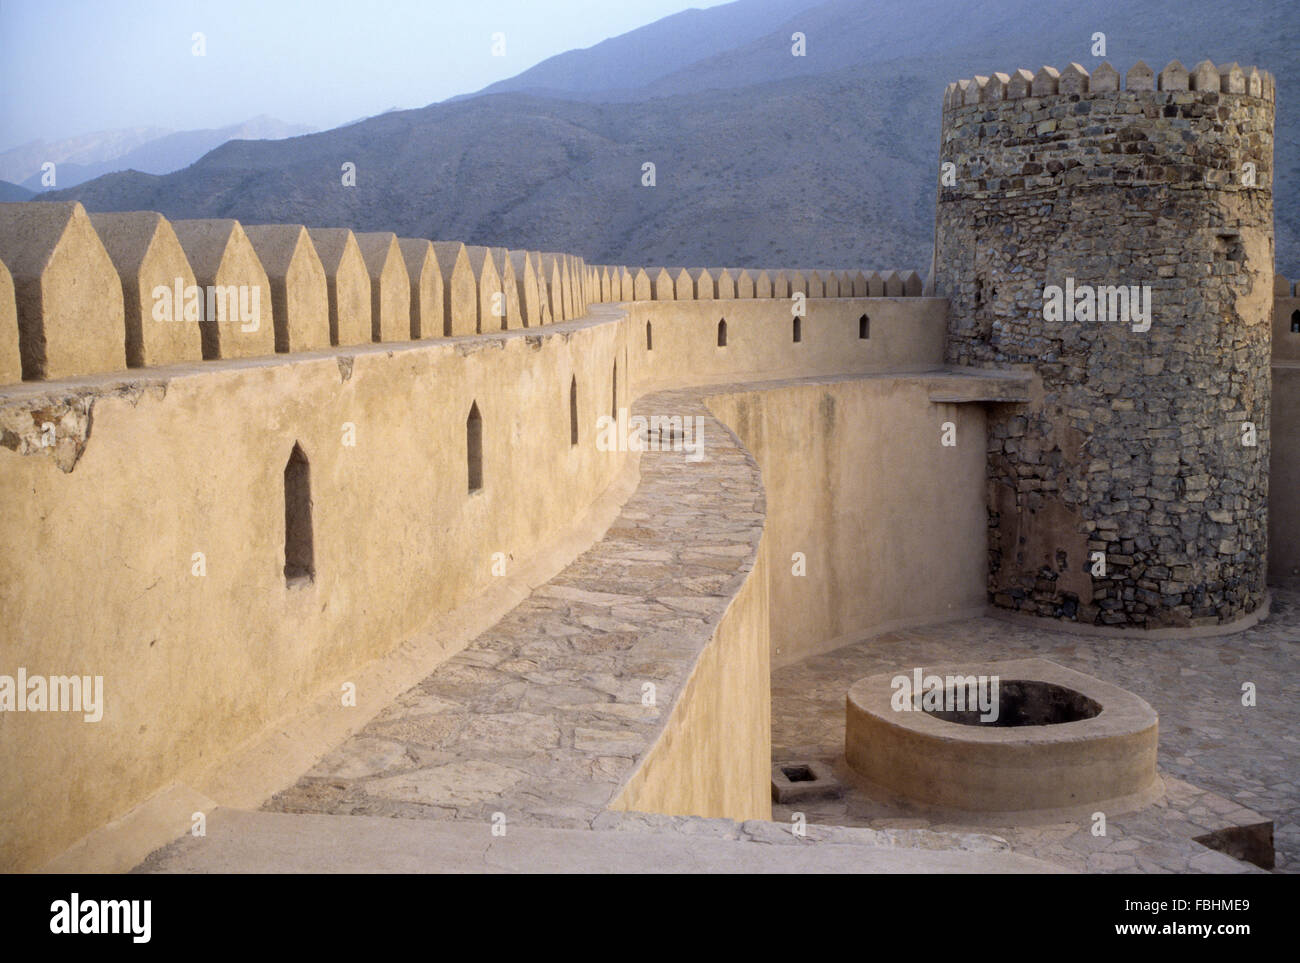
[11, 117, 314, 191]
[0, 181, 32, 202]
[475, 0, 823, 100]
[37, 0, 1300, 270]
[0, 126, 170, 183]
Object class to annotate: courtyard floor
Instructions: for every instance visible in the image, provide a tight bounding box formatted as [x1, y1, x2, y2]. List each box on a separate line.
[771, 589, 1299, 873]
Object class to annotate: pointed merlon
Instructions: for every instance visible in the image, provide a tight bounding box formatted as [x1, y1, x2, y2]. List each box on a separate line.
[312, 229, 373, 345]
[401, 239, 445, 338]
[902, 271, 923, 297]
[243, 224, 331, 353]
[1007, 69, 1035, 99]
[1158, 60, 1189, 92]
[356, 233, 412, 342]
[1219, 62, 1246, 93]
[981, 72, 1010, 102]
[431, 241, 477, 336]
[0, 258, 19, 383]
[1031, 66, 1060, 96]
[1190, 60, 1219, 92]
[1091, 62, 1120, 93]
[732, 269, 753, 299]
[89, 211, 204, 368]
[1275, 273, 1292, 297]
[171, 218, 275, 360]
[1126, 61, 1155, 92]
[964, 76, 989, 106]
[1059, 63, 1089, 96]
[1246, 66, 1262, 98]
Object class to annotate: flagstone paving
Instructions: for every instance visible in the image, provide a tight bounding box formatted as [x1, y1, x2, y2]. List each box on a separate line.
[770, 590, 1299, 873]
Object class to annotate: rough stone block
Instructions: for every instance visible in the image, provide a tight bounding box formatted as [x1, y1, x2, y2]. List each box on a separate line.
[398, 238, 444, 340]
[0, 201, 127, 379]
[309, 229, 372, 346]
[170, 218, 275, 360]
[89, 211, 204, 368]
[243, 224, 330, 353]
[355, 232, 412, 343]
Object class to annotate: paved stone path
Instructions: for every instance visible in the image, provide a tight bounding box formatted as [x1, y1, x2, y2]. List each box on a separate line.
[771, 590, 1299, 873]
[265, 387, 768, 828]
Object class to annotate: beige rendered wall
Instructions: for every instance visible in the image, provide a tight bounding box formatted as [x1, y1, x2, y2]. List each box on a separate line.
[0, 318, 628, 871]
[611, 534, 771, 822]
[0, 295, 950, 869]
[706, 379, 988, 667]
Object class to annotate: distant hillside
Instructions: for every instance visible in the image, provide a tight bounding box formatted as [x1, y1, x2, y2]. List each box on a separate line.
[0, 181, 32, 202]
[40, 0, 1300, 270]
[6, 117, 314, 192]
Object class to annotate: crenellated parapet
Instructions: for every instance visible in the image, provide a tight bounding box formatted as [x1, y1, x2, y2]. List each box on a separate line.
[0, 200, 929, 387]
[943, 59, 1275, 110]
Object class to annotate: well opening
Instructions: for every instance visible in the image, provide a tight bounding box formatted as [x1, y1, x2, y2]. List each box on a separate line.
[922, 679, 1101, 728]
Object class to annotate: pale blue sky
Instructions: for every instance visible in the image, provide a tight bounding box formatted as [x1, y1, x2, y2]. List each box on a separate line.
[0, 0, 729, 150]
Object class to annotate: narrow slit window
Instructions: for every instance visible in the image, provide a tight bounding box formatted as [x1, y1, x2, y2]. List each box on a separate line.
[570, 376, 579, 446]
[859, 314, 870, 339]
[467, 402, 483, 493]
[646, 320, 653, 350]
[793, 316, 802, 342]
[1292, 309, 1300, 334]
[283, 442, 314, 585]
[717, 318, 727, 347]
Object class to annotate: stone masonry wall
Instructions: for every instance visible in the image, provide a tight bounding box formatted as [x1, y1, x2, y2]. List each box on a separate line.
[935, 60, 1275, 628]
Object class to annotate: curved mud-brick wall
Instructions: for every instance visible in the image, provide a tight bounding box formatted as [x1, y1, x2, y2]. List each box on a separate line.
[934, 60, 1275, 629]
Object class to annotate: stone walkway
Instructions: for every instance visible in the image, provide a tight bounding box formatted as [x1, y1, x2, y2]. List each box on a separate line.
[770, 590, 1299, 873]
[265, 387, 768, 828]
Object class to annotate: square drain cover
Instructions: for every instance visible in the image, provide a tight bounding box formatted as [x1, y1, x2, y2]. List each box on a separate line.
[771, 760, 841, 803]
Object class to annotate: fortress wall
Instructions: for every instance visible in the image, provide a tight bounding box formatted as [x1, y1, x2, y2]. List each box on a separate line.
[1272, 279, 1300, 585]
[0, 287, 943, 869]
[706, 379, 988, 668]
[936, 60, 1275, 629]
[0, 317, 631, 871]
[627, 298, 947, 397]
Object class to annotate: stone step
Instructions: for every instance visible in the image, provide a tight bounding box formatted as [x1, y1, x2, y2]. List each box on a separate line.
[135, 808, 1067, 874]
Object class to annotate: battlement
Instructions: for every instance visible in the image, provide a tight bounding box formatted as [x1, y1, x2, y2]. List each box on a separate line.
[943, 59, 1275, 110]
[0, 201, 926, 388]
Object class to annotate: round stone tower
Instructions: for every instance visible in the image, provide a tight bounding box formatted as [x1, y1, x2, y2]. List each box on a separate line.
[934, 59, 1275, 630]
